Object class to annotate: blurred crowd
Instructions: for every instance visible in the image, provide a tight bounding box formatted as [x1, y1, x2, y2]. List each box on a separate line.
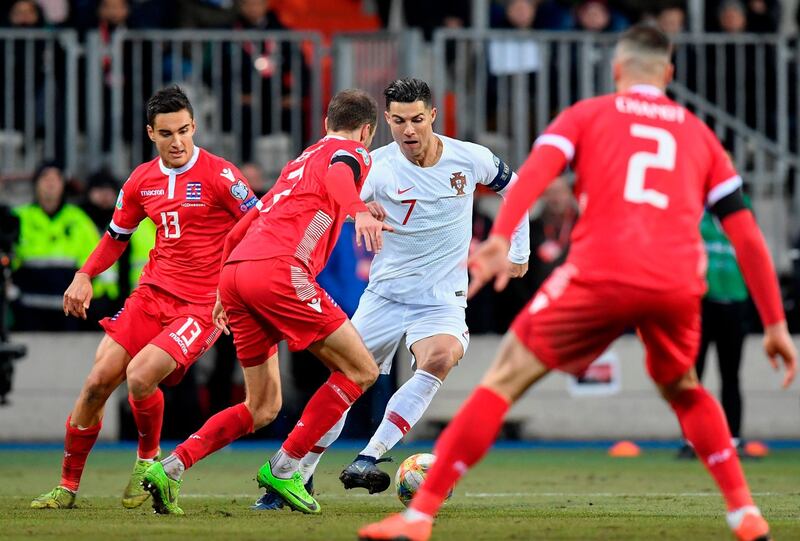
[0, 1, 785, 34]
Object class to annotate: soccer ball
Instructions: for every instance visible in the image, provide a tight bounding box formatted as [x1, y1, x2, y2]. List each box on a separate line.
[394, 453, 453, 507]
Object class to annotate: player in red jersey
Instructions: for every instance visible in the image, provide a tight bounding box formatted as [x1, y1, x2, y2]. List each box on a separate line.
[141, 88, 390, 515]
[30, 86, 263, 511]
[359, 25, 797, 541]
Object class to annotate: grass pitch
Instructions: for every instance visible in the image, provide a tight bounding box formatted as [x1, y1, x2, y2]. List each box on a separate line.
[2, 445, 799, 540]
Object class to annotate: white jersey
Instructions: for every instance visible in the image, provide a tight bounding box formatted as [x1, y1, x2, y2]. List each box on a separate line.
[361, 134, 530, 308]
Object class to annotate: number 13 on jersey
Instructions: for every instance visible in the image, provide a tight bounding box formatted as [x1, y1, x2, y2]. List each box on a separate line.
[623, 123, 675, 209]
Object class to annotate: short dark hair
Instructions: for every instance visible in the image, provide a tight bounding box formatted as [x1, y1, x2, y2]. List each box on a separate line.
[383, 78, 432, 110]
[146, 85, 194, 126]
[326, 89, 378, 133]
[617, 23, 672, 57]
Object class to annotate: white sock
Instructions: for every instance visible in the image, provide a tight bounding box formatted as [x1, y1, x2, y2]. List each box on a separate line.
[403, 508, 434, 523]
[361, 370, 442, 459]
[270, 448, 300, 480]
[160, 454, 185, 481]
[726, 505, 761, 530]
[298, 410, 349, 483]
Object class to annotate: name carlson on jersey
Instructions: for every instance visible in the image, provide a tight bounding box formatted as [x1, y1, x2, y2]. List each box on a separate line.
[615, 96, 686, 124]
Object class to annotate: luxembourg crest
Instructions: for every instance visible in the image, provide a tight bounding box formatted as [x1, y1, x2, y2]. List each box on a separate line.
[450, 171, 467, 196]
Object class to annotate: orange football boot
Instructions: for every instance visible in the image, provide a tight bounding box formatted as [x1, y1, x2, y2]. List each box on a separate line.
[358, 513, 433, 541]
[732, 510, 771, 541]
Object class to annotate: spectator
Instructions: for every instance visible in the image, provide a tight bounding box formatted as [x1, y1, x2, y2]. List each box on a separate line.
[489, 0, 542, 77]
[678, 205, 754, 458]
[11, 162, 99, 331]
[378, 0, 469, 40]
[744, 0, 778, 32]
[495, 176, 576, 331]
[0, 1, 46, 139]
[175, 0, 236, 28]
[717, 0, 747, 32]
[572, 0, 628, 32]
[239, 161, 271, 196]
[710, 0, 776, 139]
[656, 3, 686, 35]
[219, 0, 309, 161]
[79, 169, 125, 317]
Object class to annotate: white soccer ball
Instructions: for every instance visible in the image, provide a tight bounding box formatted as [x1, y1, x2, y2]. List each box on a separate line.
[394, 453, 453, 507]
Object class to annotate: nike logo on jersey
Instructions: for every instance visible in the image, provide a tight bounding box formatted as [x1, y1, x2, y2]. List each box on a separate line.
[220, 168, 236, 182]
[307, 298, 322, 313]
[397, 186, 414, 195]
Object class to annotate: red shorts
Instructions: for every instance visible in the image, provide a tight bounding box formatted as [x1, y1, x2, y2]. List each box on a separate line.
[219, 258, 347, 367]
[100, 284, 220, 386]
[510, 264, 701, 385]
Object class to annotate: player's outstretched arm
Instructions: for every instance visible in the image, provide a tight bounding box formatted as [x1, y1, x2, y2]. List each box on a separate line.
[721, 209, 797, 387]
[323, 161, 394, 252]
[64, 233, 128, 319]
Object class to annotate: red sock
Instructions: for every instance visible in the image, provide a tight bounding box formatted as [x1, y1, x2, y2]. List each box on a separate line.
[411, 386, 509, 517]
[670, 387, 753, 511]
[174, 403, 254, 469]
[61, 416, 102, 492]
[282, 372, 363, 459]
[129, 388, 164, 459]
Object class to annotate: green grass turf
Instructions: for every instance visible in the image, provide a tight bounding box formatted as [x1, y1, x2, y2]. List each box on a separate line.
[2, 447, 799, 540]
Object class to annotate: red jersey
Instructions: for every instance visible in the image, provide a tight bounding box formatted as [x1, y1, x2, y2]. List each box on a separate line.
[535, 84, 740, 295]
[110, 147, 258, 304]
[228, 136, 372, 276]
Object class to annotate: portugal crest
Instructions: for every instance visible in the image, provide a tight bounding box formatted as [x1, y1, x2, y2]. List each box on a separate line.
[450, 171, 467, 196]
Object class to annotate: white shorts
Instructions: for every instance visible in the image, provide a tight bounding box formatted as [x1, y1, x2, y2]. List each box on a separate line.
[352, 289, 470, 375]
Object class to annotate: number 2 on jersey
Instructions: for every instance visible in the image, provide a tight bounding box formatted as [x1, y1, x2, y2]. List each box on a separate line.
[623, 123, 675, 209]
[160, 211, 181, 238]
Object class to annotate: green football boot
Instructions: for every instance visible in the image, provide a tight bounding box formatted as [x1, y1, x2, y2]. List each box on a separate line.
[122, 454, 160, 508]
[141, 462, 184, 515]
[256, 462, 320, 514]
[30, 486, 76, 509]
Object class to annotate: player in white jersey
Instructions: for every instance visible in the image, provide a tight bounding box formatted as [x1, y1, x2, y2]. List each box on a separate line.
[254, 78, 529, 508]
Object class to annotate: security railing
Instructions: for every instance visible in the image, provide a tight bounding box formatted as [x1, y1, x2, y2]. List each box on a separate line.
[331, 30, 425, 148]
[0, 29, 80, 176]
[431, 28, 800, 269]
[89, 29, 323, 181]
[0, 28, 796, 266]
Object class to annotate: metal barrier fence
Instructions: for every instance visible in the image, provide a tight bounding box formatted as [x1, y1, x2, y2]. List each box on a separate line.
[331, 30, 425, 148]
[92, 29, 323, 181]
[0, 29, 79, 175]
[1, 28, 797, 265]
[430, 29, 800, 268]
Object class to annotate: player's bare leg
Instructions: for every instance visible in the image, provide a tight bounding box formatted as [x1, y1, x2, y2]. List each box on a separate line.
[144, 353, 281, 515]
[343, 334, 463, 494]
[359, 333, 548, 541]
[31, 336, 130, 509]
[260, 320, 378, 514]
[657, 369, 770, 541]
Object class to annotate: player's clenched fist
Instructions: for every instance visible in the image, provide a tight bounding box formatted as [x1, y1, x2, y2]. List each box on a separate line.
[763, 321, 797, 388]
[467, 235, 512, 298]
[63, 272, 93, 320]
[355, 210, 394, 253]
